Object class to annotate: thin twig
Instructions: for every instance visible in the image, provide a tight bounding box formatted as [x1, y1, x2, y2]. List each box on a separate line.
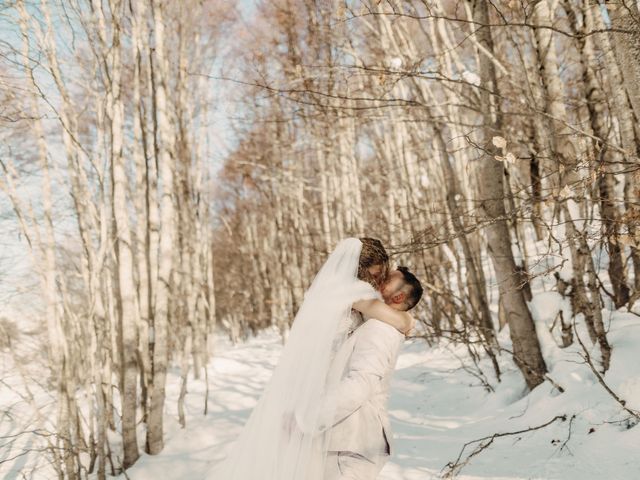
[442, 414, 568, 478]
[573, 317, 640, 420]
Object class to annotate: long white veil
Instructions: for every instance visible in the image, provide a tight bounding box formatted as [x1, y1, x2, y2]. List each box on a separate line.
[212, 238, 378, 480]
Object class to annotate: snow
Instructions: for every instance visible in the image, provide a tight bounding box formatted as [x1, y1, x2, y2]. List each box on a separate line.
[462, 71, 481, 87]
[3, 311, 640, 479]
[388, 57, 403, 70]
[124, 314, 639, 479]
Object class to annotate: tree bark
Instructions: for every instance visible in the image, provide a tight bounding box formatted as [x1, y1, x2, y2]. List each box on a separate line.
[576, 0, 630, 308]
[96, 0, 141, 467]
[471, 0, 547, 390]
[608, 1, 640, 122]
[147, 0, 176, 455]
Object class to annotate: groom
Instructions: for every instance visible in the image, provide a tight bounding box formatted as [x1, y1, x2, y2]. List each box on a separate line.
[323, 267, 423, 480]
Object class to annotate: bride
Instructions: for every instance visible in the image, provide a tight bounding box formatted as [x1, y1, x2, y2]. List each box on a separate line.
[211, 237, 414, 480]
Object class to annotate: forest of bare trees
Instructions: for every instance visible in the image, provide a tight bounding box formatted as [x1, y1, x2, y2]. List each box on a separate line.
[214, 0, 640, 386]
[1, 0, 639, 478]
[1, 0, 229, 476]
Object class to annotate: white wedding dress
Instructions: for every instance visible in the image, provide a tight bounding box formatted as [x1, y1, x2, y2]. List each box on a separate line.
[209, 238, 379, 480]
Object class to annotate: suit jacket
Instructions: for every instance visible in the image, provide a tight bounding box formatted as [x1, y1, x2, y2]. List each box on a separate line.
[322, 319, 405, 461]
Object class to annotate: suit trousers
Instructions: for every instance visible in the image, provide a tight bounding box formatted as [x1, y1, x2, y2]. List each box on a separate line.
[323, 451, 387, 480]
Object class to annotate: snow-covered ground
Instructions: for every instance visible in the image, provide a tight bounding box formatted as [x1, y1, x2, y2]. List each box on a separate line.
[117, 308, 640, 480]
[3, 302, 640, 479]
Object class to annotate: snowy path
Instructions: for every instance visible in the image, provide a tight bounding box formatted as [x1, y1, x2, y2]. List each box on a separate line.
[119, 317, 640, 480]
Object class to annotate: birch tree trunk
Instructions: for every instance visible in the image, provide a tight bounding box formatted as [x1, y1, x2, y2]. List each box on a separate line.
[608, 1, 640, 121]
[100, 0, 140, 466]
[131, 0, 153, 423]
[577, 0, 630, 309]
[147, 0, 176, 454]
[471, 0, 547, 390]
[596, 3, 640, 295]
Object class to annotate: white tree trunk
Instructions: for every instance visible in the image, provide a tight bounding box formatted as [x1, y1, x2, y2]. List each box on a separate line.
[147, 0, 176, 454]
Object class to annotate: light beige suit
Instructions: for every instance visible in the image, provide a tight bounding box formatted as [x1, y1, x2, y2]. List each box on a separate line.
[322, 319, 405, 479]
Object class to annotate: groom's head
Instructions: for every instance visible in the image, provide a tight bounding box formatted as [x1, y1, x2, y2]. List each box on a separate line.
[381, 267, 423, 311]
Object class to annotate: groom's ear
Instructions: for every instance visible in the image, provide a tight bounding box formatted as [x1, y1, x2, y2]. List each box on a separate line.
[391, 292, 407, 305]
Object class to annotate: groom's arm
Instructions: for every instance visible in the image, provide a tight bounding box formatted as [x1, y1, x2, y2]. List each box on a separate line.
[318, 319, 404, 429]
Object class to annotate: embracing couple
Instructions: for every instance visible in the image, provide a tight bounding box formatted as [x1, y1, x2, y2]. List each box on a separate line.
[213, 238, 423, 480]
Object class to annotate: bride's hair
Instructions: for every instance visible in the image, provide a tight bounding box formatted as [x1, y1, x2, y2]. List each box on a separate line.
[358, 237, 389, 287]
